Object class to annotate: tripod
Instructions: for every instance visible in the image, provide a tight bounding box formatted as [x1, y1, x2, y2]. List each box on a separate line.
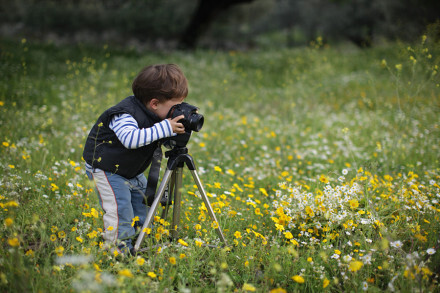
[133, 147, 227, 252]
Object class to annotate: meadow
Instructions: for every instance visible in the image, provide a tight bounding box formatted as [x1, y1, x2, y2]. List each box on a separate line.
[1, 36, 439, 292]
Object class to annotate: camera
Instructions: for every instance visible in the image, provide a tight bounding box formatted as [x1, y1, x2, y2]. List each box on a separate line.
[164, 102, 204, 148]
[168, 102, 204, 132]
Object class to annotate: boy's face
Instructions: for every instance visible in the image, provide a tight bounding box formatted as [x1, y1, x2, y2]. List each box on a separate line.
[147, 97, 185, 120]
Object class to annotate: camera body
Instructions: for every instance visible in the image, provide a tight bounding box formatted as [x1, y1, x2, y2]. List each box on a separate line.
[168, 102, 204, 132]
[165, 102, 204, 148]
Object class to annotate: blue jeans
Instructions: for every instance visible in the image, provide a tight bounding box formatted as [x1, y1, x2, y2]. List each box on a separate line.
[86, 169, 149, 251]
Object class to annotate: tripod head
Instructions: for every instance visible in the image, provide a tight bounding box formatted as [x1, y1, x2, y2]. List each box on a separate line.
[165, 147, 196, 171]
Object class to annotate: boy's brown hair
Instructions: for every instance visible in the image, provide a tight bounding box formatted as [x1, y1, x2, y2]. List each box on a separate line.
[132, 64, 188, 105]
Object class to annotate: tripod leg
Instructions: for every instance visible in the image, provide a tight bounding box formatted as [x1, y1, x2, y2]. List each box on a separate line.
[189, 170, 228, 245]
[161, 172, 176, 220]
[134, 169, 174, 252]
[171, 167, 183, 239]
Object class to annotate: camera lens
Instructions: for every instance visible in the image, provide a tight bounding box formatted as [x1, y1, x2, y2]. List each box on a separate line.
[189, 113, 204, 132]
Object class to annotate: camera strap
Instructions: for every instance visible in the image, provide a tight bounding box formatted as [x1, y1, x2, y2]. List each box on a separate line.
[145, 145, 163, 206]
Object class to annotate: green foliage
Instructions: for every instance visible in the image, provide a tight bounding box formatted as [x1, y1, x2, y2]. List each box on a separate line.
[0, 36, 439, 292]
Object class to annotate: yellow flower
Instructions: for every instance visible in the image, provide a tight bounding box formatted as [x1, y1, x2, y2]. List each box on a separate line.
[214, 166, 222, 173]
[349, 260, 363, 272]
[2, 142, 9, 147]
[234, 231, 242, 239]
[118, 269, 133, 278]
[270, 288, 287, 293]
[58, 231, 66, 239]
[307, 257, 313, 262]
[292, 275, 305, 283]
[8, 237, 20, 247]
[395, 64, 402, 71]
[55, 246, 64, 257]
[147, 272, 157, 278]
[107, 226, 114, 231]
[323, 278, 330, 288]
[91, 208, 99, 218]
[195, 240, 203, 247]
[334, 249, 341, 255]
[76, 236, 83, 243]
[169, 257, 177, 265]
[226, 169, 235, 176]
[136, 257, 145, 266]
[349, 199, 359, 209]
[305, 206, 315, 217]
[319, 175, 329, 184]
[50, 234, 57, 242]
[178, 239, 188, 247]
[284, 231, 293, 239]
[242, 283, 256, 291]
[4, 217, 13, 227]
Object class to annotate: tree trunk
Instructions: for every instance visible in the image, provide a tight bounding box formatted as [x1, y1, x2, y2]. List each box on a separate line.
[179, 0, 255, 49]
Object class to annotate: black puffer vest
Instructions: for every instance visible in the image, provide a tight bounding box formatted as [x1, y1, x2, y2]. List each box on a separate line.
[83, 96, 161, 178]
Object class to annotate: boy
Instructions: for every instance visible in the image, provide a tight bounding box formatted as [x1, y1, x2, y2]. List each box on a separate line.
[83, 64, 187, 255]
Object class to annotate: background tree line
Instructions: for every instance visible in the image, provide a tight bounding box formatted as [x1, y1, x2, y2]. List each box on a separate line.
[0, 0, 439, 49]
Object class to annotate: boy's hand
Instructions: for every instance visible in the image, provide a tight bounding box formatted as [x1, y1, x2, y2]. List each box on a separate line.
[168, 115, 185, 134]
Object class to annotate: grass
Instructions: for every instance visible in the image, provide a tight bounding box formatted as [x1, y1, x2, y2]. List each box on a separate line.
[1, 35, 439, 292]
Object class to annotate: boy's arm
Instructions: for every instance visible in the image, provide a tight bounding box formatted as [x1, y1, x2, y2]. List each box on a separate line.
[109, 113, 175, 149]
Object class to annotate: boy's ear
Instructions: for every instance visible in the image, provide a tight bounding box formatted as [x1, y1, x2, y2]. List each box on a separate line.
[149, 98, 159, 109]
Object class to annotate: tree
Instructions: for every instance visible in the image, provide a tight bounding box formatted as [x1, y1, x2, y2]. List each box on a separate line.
[178, 0, 256, 49]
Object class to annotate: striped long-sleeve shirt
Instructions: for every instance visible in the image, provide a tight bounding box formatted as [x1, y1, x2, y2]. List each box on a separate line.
[109, 113, 175, 149]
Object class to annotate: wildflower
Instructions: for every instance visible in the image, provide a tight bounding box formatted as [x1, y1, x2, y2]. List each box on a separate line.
[8, 237, 20, 247]
[292, 275, 305, 283]
[4, 218, 13, 227]
[91, 208, 99, 218]
[136, 257, 145, 266]
[395, 64, 402, 71]
[226, 169, 235, 176]
[319, 175, 329, 184]
[169, 256, 177, 265]
[178, 239, 188, 247]
[55, 246, 64, 257]
[242, 283, 256, 291]
[342, 169, 348, 175]
[76, 236, 83, 243]
[118, 269, 133, 278]
[426, 248, 436, 255]
[284, 231, 293, 239]
[362, 281, 368, 291]
[349, 260, 363, 272]
[323, 278, 330, 288]
[180, 253, 186, 259]
[50, 234, 57, 242]
[390, 240, 403, 248]
[349, 199, 359, 209]
[343, 255, 352, 262]
[214, 166, 222, 173]
[305, 206, 315, 217]
[234, 231, 242, 239]
[147, 272, 157, 278]
[270, 288, 287, 293]
[58, 231, 66, 239]
[195, 240, 203, 247]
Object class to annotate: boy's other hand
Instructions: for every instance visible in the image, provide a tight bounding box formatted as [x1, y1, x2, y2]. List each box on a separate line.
[168, 115, 185, 134]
